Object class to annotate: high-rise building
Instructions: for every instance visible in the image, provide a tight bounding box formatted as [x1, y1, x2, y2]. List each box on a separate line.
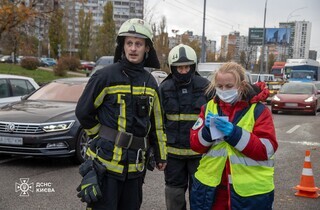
[58, 0, 144, 53]
[279, 21, 312, 59]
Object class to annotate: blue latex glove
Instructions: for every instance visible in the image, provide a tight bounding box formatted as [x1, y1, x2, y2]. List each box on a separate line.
[205, 112, 218, 128]
[213, 117, 234, 136]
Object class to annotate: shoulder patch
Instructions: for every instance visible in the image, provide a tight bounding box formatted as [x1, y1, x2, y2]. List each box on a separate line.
[192, 118, 203, 130]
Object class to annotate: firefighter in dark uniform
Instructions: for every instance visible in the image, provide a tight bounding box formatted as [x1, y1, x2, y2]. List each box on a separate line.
[75, 18, 167, 210]
[159, 44, 212, 210]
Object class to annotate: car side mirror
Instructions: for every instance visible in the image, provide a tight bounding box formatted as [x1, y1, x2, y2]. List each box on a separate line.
[21, 95, 28, 100]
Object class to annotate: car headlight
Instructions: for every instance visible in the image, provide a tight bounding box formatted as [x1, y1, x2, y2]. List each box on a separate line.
[273, 95, 280, 101]
[41, 120, 75, 132]
[304, 96, 314, 102]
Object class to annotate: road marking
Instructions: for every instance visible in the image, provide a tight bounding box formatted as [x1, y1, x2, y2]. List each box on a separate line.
[278, 140, 320, 146]
[286, 125, 300, 133]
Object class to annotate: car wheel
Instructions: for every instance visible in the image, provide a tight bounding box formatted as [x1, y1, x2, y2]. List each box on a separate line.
[73, 129, 89, 164]
[272, 109, 278, 114]
[312, 107, 317, 116]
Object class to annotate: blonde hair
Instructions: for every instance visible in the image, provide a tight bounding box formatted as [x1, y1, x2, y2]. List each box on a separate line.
[205, 62, 252, 98]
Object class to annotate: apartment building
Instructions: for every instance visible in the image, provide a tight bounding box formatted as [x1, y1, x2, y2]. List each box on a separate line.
[58, 0, 143, 53]
[279, 21, 312, 59]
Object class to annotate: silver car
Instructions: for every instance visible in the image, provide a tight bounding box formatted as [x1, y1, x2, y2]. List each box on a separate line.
[0, 74, 40, 107]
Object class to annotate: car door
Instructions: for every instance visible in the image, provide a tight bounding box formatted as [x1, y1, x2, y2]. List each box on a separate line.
[0, 79, 37, 107]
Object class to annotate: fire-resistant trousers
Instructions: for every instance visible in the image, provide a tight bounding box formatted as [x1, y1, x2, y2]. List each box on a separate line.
[86, 175, 143, 210]
[164, 156, 201, 210]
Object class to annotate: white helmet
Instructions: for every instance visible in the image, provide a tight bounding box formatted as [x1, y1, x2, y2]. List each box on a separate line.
[168, 44, 197, 69]
[114, 18, 160, 68]
[117, 18, 153, 44]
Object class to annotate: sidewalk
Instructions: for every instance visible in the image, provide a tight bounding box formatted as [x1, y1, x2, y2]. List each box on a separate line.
[38, 67, 87, 77]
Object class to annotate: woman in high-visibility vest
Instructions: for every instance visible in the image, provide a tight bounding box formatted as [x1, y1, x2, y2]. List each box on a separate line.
[189, 62, 278, 210]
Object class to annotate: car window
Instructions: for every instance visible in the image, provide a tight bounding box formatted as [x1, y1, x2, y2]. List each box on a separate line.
[280, 84, 313, 94]
[96, 57, 113, 65]
[0, 79, 9, 98]
[29, 82, 87, 102]
[10, 79, 32, 96]
[313, 83, 320, 90]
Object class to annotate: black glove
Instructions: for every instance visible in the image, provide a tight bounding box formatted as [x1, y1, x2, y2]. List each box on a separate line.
[146, 147, 156, 171]
[79, 159, 94, 177]
[77, 170, 102, 203]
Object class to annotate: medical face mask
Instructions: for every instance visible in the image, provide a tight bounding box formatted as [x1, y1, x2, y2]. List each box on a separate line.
[215, 87, 239, 103]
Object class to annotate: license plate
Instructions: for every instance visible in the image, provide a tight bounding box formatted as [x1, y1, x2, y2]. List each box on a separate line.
[0, 136, 23, 145]
[272, 85, 281, 89]
[285, 103, 298, 107]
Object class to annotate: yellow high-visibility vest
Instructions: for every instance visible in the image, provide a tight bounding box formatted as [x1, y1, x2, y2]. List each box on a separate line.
[195, 101, 274, 197]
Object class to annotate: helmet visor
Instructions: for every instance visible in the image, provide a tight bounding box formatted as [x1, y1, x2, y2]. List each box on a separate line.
[171, 61, 195, 66]
[118, 32, 148, 39]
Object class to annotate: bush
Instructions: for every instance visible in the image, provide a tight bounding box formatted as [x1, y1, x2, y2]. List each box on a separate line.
[60, 56, 81, 72]
[53, 56, 81, 76]
[53, 60, 68, 76]
[20, 57, 40, 70]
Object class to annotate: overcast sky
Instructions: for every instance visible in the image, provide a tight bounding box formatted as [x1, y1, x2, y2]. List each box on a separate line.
[146, 0, 320, 59]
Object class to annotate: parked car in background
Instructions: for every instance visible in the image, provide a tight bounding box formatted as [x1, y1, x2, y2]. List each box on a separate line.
[0, 77, 90, 163]
[271, 82, 320, 115]
[40, 57, 57, 67]
[251, 73, 275, 83]
[0, 55, 13, 63]
[151, 70, 168, 85]
[0, 74, 40, 107]
[265, 80, 286, 104]
[90, 56, 114, 76]
[79, 60, 95, 71]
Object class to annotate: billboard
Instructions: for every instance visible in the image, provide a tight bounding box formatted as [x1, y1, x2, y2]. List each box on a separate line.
[248, 28, 264, 45]
[248, 28, 291, 45]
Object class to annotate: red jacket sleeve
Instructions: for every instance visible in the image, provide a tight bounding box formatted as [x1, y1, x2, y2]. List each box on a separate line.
[190, 105, 212, 154]
[241, 107, 278, 160]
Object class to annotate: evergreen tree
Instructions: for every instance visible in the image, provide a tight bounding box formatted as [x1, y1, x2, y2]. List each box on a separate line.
[95, 2, 116, 58]
[48, 8, 67, 58]
[78, 9, 93, 60]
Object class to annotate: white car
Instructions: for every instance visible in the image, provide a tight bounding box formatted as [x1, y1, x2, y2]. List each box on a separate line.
[151, 71, 168, 85]
[0, 74, 40, 107]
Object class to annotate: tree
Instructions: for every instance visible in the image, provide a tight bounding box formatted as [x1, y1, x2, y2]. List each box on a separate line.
[206, 51, 216, 62]
[78, 9, 93, 60]
[267, 53, 276, 74]
[239, 46, 256, 71]
[226, 52, 232, 62]
[94, 2, 116, 58]
[48, 8, 67, 59]
[0, 0, 55, 40]
[153, 16, 170, 72]
[179, 34, 201, 62]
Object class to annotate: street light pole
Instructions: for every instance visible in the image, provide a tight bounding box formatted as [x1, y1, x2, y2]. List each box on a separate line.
[200, 0, 207, 63]
[260, 0, 268, 74]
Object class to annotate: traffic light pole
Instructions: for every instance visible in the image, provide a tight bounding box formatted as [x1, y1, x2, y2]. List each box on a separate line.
[260, 0, 268, 74]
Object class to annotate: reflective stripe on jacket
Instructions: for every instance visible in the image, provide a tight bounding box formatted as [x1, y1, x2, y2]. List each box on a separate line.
[76, 62, 167, 178]
[195, 100, 274, 197]
[159, 75, 210, 157]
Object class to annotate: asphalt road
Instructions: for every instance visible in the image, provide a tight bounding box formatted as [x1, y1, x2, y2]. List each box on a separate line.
[0, 109, 319, 210]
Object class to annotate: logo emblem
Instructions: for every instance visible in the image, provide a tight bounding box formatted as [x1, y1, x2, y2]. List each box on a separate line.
[6, 123, 15, 132]
[192, 118, 203, 130]
[15, 178, 34, 196]
[172, 54, 178, 60]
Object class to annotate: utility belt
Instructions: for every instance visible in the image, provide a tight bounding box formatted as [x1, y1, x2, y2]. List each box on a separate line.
[99, 125, 149, 151]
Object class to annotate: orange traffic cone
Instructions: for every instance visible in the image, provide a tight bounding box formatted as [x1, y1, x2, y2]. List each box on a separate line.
[293, 150, 319, 198]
